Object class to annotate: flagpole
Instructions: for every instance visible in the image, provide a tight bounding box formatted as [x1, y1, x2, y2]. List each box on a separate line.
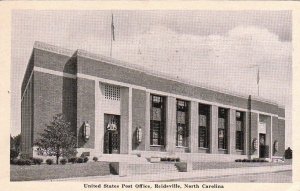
[257, 67, 260, 97]
[110, 13, 113, 58]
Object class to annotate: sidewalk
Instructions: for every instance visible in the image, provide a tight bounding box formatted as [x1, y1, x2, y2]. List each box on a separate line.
[50, 164, 292, 182]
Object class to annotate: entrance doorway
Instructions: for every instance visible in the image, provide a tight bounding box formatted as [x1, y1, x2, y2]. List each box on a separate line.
[259, 133, 267, 158]
[104, 114, 120, 154]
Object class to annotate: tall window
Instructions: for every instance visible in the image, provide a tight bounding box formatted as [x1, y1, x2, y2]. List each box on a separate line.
[199, 104, 210, 148]
[236, 111, 244, 150]
[176, 100, 189, 147]
[218, 108, 228, 150]
[150, 95, 165, 146]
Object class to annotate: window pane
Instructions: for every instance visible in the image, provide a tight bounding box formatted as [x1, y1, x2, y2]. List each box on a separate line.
[150, 94, 165, 146]
[177, 111, 186, 124]
[218, 118, 225, 129]
[152, 107, 162, 121]
[236, 121, 242, 131]
[199, 114, 207, 127]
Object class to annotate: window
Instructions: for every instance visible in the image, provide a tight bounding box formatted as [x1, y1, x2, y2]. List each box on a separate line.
[218, 108, 228, 149]
[236, 111, 244, 150]
[199, 104, 210, 148]
[150, 95, 165, 146]
[104, 85, 120, 100]
[176, 100, 189, 147]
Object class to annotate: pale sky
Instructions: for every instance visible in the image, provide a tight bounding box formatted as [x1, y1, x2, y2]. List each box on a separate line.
[11, 10, 292, 148]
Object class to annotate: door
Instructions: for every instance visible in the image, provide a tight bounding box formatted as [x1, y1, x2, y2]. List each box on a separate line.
[104, 114, 120, 154]
[259, 133, 266, 158]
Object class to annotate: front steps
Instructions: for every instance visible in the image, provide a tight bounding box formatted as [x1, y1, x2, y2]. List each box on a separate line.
[96, 154, 179, 175]
[127, 163, 178, 175]
[97, 154, 149, 164]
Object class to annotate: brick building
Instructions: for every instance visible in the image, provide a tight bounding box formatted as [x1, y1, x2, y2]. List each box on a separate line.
[21, 41, 286, 162]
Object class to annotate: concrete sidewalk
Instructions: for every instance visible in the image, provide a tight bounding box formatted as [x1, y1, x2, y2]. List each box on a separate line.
[50, 164, 292, 182]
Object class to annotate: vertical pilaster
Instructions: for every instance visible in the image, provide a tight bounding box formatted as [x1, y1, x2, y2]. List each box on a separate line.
[145, 92, 150, 151]
[228, 109, 236, 154]
[189, 101, 198, 153]
[210, 105, 218, 154]
[270, 117, 273, 159]
[120, 87, 129, 154]
[244, 111, 249, 156]
[128, 87, 132, 154]
[94, 81, 102, 154]
[266, 115, 272, 158]
[166, 96, 176, 153]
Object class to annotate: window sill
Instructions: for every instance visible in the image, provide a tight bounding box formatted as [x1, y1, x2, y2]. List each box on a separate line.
[150, 145, 163, 147]
[176, 146, 188, 148]
[199, 147, 209, 150]
[236, 149, 244, 152]
[218, 149, 228, 151]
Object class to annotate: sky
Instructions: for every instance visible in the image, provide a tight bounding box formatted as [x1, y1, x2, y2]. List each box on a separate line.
[11, 10, 292, 147]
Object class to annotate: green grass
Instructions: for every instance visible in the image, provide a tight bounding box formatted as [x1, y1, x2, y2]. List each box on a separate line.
[11, 162, 111, 181]
[193, 159, 292, 170]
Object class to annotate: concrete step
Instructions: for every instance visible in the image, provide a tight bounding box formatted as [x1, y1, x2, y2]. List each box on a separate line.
[97, 154, 149, 164]
[127, 163, 178, 175]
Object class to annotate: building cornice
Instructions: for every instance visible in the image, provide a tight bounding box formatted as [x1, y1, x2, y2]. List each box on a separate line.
[33, 41, 73, 57]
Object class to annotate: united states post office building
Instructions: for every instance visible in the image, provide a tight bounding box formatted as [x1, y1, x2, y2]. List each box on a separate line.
[21, 42, 286, 161]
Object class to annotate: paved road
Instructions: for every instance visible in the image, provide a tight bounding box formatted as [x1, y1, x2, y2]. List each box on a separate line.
[168, 170, 292, 183]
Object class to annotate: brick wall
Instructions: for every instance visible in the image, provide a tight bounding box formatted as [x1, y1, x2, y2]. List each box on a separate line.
[33, 71, 77, 141]
[21, 75, 34, 156]
[278, 107, 285, 118]
[77, 78, 95, 148]
[275, 119, 285, 157]
[250, 112, 258, 156]
[21, 52, 34, 94]
[77, 55, 282, 115]
[131, 89, 147, 151]
[34, 48, 74, 73]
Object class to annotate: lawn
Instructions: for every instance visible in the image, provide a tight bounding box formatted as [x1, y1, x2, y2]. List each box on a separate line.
[11, 161, 111, 181]
[193, 159, 292, 170]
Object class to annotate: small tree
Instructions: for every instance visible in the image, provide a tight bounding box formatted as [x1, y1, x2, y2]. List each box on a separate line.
[35, 114, 77, 164]
[10, 134, 21, 160]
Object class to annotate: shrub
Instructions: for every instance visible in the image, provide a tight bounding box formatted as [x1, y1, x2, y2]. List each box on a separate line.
[136, 153, 141, 157]
[68, 157, 77, 163]
[16, 159, 26, 165]
[46, 159, 54, 165]
[83, 157, 89, 163]
[92, 157, 98, 162]
[24, 159, 32, 165]
[285, 147, 292, 159]
[76, 157, 84, 163]
[60, 158, 67, 165]
[10, 149, 19, 160]
[30, 157, 43, 165]
[10, 158, 18, 165]
[235, 159, 242, 162]
[242, 159, 247, 162]
[80, 152, 90, 158]
[175, 158, 180, 162]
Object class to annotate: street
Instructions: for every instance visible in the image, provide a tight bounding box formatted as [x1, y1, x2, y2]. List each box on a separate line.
[167, 170, 292, 183]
